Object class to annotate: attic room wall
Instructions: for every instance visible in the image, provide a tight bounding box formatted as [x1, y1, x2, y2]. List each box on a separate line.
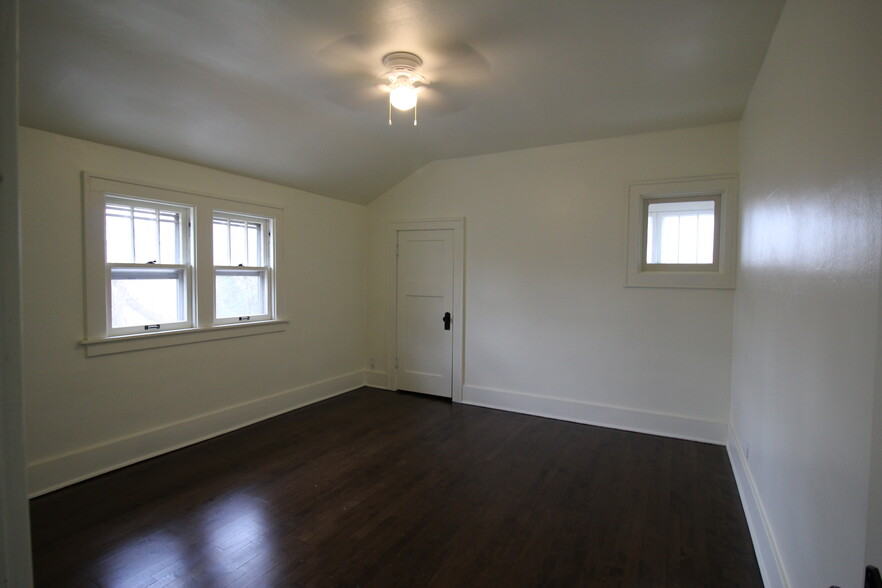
[367, 123, 739, 443]
[729, 0, 882, 586]
[18, 127, 367, 496]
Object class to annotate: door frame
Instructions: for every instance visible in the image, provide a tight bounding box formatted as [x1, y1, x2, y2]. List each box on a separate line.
[387, 218, 464, 402]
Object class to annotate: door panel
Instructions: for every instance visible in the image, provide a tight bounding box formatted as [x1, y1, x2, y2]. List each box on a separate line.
[396, 229, 454, 398]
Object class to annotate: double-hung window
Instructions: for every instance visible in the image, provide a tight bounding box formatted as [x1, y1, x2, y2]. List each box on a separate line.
[213, 213, 273, 324]
[83, 174, 285, 355]
[105, 197, 193, 335]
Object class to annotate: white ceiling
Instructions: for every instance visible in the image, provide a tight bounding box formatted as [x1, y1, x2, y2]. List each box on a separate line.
[20, 0, 784, 204]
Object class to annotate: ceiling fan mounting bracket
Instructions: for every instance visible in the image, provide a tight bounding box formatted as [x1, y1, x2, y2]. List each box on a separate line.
[381, 51, 428, 85]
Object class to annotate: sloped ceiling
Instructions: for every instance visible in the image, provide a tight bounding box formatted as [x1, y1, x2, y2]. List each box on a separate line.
[19, 0, 784, 204]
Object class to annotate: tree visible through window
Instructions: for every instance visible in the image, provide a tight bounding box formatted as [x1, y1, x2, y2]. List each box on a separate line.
[105, 197, 191, 334]
[84, 174, 284, 350]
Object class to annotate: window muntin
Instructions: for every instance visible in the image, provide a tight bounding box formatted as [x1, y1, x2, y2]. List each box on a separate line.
[104, 196, 192, 335]
[213, 213, 273, 324]
[84, 174, 285, 351]
[105, 199, 185, 264]
[213, 216, 264, 266]
[645, 198, 717, 265]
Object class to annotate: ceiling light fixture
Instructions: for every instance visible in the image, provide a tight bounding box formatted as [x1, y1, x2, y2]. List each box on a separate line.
[382, 52, 428, 126]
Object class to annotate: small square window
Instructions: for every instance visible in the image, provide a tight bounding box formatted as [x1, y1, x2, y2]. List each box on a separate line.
[645, 196, 719, 267]
[626, 176, 737, 289]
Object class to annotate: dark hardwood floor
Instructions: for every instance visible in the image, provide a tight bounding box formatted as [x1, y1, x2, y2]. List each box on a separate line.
[31, 387, 762, 587]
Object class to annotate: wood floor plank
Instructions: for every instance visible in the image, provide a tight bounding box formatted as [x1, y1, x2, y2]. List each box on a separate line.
[31, 387, 762, 587]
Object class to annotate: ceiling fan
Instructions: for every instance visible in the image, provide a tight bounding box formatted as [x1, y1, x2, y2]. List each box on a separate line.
[381, 51, 427, 126]
[313, 35, 490, 124]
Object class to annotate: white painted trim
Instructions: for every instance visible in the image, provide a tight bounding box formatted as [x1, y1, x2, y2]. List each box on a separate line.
[625, 174, 738, 289]
[463, 384, 727, 445]
[82, 172, 286, 342]
[80, 319, 289, 357]
[727, 424, 790, 588]
[365, 370, 390, 389]
[27, 371, 364, 497]
[387, 219, 465, 402]
[0, 0, 35, 583]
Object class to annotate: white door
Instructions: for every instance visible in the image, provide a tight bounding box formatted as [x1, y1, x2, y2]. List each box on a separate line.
[395, 229, 454, 398]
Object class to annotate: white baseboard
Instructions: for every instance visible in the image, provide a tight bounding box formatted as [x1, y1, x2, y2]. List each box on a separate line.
[27, 371, 364, 497]
[365, 370, 389, 389]
[727, 424, 789, 588]
[462, 384, 728, 445]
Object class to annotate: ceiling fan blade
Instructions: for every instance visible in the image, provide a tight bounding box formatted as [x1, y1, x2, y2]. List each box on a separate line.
[314, 32, 387, 77]
[310, 35, 490, 115]
[310, 72, 385, 111]
[420, 40, 491, 86]
[416, 84, 469, 116]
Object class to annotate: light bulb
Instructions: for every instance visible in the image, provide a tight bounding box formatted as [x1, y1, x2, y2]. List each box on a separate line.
[389, 82, 418, 111]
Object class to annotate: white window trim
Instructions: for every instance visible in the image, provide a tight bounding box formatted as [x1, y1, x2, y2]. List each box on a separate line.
[81, 172, 286, 355]
[625, 174, 738, 289]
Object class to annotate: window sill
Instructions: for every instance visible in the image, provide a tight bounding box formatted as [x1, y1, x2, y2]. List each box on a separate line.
[624, 269, 735, 289]
[79, 320, 288, 357]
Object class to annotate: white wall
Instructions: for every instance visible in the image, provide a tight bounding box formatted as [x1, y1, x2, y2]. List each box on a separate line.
[368, 123, 739, 443]
[730, 0, 882, 586]
[19, 128, 367, 496]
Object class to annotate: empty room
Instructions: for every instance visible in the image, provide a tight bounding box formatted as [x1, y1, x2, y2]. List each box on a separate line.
[1, 0, 880, 586]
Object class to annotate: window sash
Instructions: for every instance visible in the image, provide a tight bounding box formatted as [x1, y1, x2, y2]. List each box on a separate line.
[214, 267, 272, 324]
[213, 211, 274, 325]
[84, 173, 284, 346]
[107, 264, 192, 335]
[646, 210, 715, 264]
[212, 215, 267, 267]
[641, 194, 721, 271]
[105, 196, 190, 265]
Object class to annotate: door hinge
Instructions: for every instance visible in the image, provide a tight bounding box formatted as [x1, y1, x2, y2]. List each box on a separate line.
[394, 357, 398, 369]
[396, 243, 399, 258]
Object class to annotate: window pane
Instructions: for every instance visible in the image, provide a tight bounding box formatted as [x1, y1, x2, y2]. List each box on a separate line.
[646, 200, 715, 264]
[214, 216, 265, 267]
[247, 223, 261, 266]
[110, 268, 186, 328]
[133, 207, 160, 263]
[158, 210, 181, 264]
[106, 204, 134, 263]
[659, 215, 681, 263]
[213, 218, 230, 266]
[229, 220, 246, 266]
[678, 214, 698, 263]
[107, 201, 182, 264]
[216, 271, 266, 319]
[697, 213, 714, 263]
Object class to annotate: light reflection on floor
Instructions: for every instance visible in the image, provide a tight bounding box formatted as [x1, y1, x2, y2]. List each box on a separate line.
[97, 491, 279, 586]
